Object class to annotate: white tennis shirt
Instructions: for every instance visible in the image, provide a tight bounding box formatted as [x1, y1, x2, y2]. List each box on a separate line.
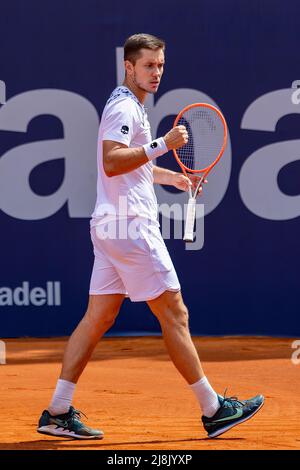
[91, 86, 158, 226]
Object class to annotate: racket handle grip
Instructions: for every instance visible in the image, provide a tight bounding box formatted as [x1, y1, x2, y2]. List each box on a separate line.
[184, 198, 196, 242]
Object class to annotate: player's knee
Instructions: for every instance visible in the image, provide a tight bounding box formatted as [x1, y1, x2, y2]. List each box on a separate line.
[173, 305, 189, 328]
[155, 304, 189, 329]
[85, 309, 118, 330]
[100, 312, 117, 329]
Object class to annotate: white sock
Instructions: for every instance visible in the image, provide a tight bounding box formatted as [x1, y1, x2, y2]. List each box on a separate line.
[190, 376, 220, 418]
[48, 379, 76, 416]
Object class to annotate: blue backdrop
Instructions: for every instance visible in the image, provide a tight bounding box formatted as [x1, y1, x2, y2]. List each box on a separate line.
[0, 0, 299, 337]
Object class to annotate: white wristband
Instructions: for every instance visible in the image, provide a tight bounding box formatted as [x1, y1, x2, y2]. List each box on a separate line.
[143, 137, 168, 161]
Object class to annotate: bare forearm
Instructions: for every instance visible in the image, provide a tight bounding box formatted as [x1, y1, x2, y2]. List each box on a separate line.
[104, 145, 148, 177]
[154, 166, 194, 192]
[153, 165, 176, 185]
[104, 125, 188, 178]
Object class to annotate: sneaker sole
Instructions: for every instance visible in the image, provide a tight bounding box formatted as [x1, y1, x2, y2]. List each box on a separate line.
[37, 425, 104, 440]
[207, 400, 264, 438]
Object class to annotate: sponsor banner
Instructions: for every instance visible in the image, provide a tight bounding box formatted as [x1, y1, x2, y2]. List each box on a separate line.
[0, 282, 61, 307]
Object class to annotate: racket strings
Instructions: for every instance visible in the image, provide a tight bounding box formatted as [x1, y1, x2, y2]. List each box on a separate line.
[177, 107, 225, 171]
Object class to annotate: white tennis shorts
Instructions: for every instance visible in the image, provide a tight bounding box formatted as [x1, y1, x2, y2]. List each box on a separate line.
[89, 218, 181, 302]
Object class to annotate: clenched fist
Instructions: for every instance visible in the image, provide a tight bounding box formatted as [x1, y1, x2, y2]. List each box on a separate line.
[164, 125, 188, 150]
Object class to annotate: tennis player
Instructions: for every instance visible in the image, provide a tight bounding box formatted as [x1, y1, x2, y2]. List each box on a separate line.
[37, 33, 264, 440]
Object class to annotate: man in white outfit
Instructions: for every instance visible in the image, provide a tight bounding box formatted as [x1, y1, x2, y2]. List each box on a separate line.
[37, 33, 264, 440]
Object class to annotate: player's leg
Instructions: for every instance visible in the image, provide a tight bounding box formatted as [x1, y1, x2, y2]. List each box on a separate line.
[38, 223, 127, 440]
[60, 293, 125, 383]
[37, 293, 124, 439]
[147, 289, 264, 438]
[147, 290, 220, 418]
[50, 293, 124, 410]
[148, 290, 203, 384]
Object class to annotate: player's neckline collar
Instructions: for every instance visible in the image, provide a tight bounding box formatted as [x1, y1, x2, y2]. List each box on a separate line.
[117, 86, 145, 109]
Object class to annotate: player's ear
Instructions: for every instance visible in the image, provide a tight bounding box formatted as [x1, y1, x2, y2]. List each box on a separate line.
[124, 60, 134, 76]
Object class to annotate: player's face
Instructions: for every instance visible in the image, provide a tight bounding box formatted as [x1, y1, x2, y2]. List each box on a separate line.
[127, 48, 165, 94]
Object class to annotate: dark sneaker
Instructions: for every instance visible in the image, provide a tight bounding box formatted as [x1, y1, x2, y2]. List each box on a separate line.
[202, 393, 264, 438]
[37, 406, 104, 440]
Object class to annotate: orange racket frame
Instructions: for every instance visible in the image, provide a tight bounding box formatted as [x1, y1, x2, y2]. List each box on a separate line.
[172, 103, 228, 242]
[172, 102, 228, 179]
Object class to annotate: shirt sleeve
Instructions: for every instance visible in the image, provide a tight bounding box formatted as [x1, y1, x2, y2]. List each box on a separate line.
[102, 99, 139, 147]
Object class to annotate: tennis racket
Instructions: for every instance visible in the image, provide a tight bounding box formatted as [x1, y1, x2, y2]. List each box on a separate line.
[173, 103, 228, 242]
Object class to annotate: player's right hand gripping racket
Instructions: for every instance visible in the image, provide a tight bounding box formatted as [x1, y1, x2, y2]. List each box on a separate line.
[173, 103, 228, 242]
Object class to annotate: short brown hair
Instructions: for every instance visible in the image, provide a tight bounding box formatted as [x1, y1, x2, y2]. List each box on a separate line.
[124, 33, 165, 65]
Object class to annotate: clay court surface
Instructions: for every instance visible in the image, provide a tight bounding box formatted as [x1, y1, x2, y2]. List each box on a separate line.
[0, 336, 299, 450]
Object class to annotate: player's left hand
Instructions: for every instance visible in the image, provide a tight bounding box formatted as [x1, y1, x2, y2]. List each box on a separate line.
[188, 174, 208, 196]
[171, 173, 192, 191]
[171, 173, 207, 195]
